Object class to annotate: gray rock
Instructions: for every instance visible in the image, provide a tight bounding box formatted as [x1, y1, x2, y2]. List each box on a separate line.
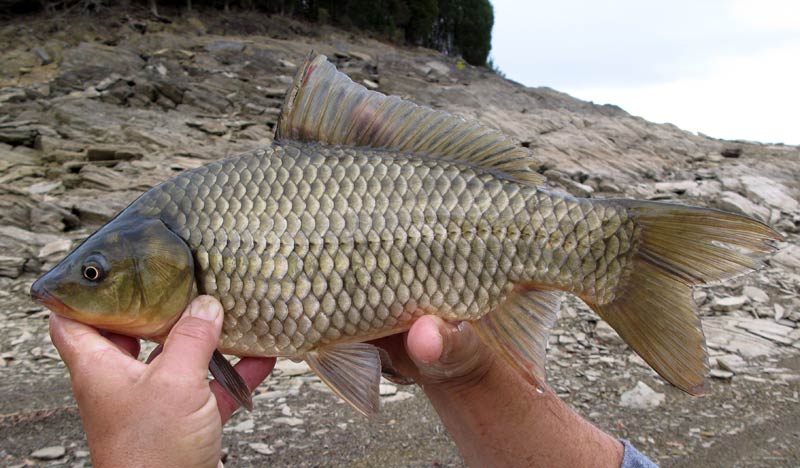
[225, 418, 254, 433]
[34, 47, 53, 65]
[30, 446, 66, 460]
[273, 416, 304, 426]
[384, 391, 414, 403]
[711, 296, 748, 312]
[248, 442, 274, 455]
[619, 381, 665, 409]
[424, 60, 451, 76]
[772, 245, 800, 270]
[740, 176, 798, 213]
[735, 318, 797, 345]
[0, 255, 25, 278]
[742, 286, 769, 303]
[274, 359, 310, 376]
[205, 40, 247, 54]
[55, 43, 145, 92]
[716, 354, 747, 372]
[654, 180, 698, 194]
[718, 191, 771, 222]
[379, 383, 398, 396]
[594, 320, 622, 344]
[86, 145, 144, 162]
[710, 369, 733, 379]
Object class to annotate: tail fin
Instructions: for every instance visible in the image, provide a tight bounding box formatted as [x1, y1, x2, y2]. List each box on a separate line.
[586, 201, 782, 395]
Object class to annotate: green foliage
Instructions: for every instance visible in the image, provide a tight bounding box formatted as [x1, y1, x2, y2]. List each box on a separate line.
[20, 0, 494, 66]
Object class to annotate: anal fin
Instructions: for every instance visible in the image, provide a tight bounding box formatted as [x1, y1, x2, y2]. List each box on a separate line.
[305, 343, 382, 417]
[209, 350, 253, 411]
[473, 287, 561, 386]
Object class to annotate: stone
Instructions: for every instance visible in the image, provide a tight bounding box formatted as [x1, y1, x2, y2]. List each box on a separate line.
[654, 180, 698, 194]
[425, 61, 451, 76]
[30, 446, 66, 460]
[34, 47, 53, 65]
[594, 320, 622, 344]
[384, 391, 414, 403]
[711, 296, 748, 312]
[362, 79, 379, 89]
[379, 383, 397, 396]
[86, 145, 144, 162]
[205, 40, 247, 54]
[187, 120, 227, 136]
[38, 239, 72, 259]
[739, 176, 798, 213]
[619, 381, 665, 409]
[225, 418, 254, 433]
[253, 389, 292, 401]
[55, 43, 145, 91]
[274, 359, 310, 376]
[716, 354, 747, 373]
[718, 191, 771, 222]
[0, 122, 38, 146]
[742, 286, 769, 303]
[248, 443, 274, 455]
[710, 369, 733, 379]
[772, 245, 800, 270]
[27, 180, 62, 195]
[273, 416, 304, 426]
[735, 318, 796, 345]
[720, 147, 742, 158]
[0, 256, 25, 278]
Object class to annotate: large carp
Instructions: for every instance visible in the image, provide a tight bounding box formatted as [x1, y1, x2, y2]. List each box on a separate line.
[31, 55, 781, 415]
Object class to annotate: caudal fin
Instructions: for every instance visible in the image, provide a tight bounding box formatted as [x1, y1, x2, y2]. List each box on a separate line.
[587, 201, 782, 395]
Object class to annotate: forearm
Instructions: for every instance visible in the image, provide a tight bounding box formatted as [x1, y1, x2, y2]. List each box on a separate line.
[423, 363, 624, 468]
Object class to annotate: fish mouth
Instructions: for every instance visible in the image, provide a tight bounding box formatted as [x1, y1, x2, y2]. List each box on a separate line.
[30, 281, 76, 317]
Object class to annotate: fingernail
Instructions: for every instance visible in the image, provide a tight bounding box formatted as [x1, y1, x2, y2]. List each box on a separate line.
[189, 297, 221, 322]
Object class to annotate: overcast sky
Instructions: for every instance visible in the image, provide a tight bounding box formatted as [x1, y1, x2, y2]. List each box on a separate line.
[490, 0, 800, 145]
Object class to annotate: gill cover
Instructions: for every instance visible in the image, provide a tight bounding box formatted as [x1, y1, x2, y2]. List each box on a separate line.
[31, 217, 195, 338]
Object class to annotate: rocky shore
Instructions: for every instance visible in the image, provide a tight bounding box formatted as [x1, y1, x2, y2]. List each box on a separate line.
[1, 8, 798, 467]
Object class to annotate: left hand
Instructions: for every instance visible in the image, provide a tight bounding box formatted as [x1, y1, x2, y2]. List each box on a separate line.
[49, 295, 276, 468]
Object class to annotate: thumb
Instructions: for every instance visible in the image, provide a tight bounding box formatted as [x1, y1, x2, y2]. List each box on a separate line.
[157, 295, 223, 378]
[405, 316, 495, 389]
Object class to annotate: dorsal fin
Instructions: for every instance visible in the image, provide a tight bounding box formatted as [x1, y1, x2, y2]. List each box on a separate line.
[276, 54, 546, 187]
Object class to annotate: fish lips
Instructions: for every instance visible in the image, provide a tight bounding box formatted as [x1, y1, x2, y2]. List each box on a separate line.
[30, 276, 76, 317]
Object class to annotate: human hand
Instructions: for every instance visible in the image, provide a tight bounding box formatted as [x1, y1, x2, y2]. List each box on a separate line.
[372, 316, 498, 393]
[49, 295, 276, 468]
[373, 316, 624, 468]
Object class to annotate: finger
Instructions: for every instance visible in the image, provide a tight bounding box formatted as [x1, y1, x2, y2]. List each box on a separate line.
[370, 333, 420, 381]
[406, 316, 494, 386]
[212, 357, 276, 423]
[145, 344, 163, 364]
[157, 296, 223, 378]
[49, 314, 126, 374]
[99, 331, 141, 359]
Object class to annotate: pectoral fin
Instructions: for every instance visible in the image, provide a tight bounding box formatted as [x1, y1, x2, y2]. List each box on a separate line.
[209, 350, 253, 411]
[305, 343, 382, 417]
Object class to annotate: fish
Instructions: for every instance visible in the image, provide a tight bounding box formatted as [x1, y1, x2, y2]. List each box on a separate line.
[31, 54, 782, 416]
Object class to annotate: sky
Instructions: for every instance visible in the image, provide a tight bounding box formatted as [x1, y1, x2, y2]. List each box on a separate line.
[490, 0, 800, 145]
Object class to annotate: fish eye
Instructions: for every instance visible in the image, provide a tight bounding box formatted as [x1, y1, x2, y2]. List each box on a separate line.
[82, 255, 108, 282]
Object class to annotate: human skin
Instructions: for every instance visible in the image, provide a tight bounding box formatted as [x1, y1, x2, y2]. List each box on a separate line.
[49, 296, 276, 468]
[51, 296, 623, 468]
[373, 316, 625, 468]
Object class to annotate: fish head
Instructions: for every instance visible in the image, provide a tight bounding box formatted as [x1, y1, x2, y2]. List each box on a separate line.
[31, 217, 195, 338]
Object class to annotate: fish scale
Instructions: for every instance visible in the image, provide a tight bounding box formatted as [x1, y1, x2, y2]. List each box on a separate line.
[133, 140, 632, 357]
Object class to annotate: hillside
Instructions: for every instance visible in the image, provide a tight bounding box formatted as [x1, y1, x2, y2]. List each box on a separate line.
[1, 8, 799, 467]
